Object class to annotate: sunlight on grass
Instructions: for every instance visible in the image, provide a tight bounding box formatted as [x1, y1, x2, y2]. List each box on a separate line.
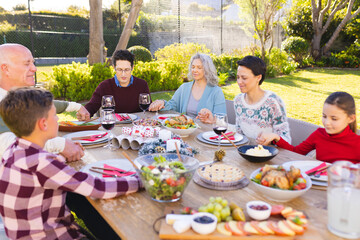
[56, 69, 360, 129]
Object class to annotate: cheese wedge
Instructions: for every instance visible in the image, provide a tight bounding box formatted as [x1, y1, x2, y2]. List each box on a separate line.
[166, 214, 192, 225]
[173, 220, 191, 234]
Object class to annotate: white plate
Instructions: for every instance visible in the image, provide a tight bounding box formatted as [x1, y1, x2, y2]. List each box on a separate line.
[202, 131, 243, 143]
[63, 130, 108, 145]
[115, 113, 138, 123]
[80, 159, 136, 179]
[283, 160, 331, 182]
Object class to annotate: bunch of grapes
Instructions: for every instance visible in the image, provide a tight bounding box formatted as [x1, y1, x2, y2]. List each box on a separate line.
[198, 197, 231, 223]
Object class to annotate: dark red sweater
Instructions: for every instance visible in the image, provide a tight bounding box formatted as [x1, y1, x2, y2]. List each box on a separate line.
[85, 76, 151, 116]
[276, 126, 360, 164]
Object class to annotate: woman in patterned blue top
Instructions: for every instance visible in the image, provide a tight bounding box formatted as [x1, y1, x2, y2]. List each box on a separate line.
[234, 56, 291, 144]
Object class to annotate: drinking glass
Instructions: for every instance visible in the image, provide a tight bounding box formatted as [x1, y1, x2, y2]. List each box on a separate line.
[139, 93, 151, 117]
[212, 113, 228, 149]
[327, 161, 360, 239]
[100, 109, 116, 149]
[102, 95, 115, 111]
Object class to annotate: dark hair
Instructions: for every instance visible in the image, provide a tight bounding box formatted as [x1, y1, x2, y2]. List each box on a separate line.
[112, 50, 135, 67]
[0, 87, 53, 137]
[325, 91, 357, 133]
[237, 56, 266, 85]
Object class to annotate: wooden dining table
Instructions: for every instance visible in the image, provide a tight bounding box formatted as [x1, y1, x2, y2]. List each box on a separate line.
[60, 111, 343, 240]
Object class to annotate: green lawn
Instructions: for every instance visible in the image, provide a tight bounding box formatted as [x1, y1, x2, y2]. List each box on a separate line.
[41, 66, 359, 128]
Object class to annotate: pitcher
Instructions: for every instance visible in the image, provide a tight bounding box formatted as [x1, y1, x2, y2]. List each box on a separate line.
[327, 161, 360, 239]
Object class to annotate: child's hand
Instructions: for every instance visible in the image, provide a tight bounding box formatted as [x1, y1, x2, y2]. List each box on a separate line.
[256, 132, 280, 146]
[197, 108, 214, 124]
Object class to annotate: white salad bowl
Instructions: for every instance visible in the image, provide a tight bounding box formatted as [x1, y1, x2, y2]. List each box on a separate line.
[134, 153, 199, 202]
[162, 123, 199, 137]
[249, 167, 312, 202]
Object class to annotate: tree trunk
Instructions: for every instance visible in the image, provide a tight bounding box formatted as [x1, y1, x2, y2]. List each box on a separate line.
[113, 0, 143, 55]
[88, 0, 104, 65]
[322, 5, 360, 55]
[311, 33, 322, 60]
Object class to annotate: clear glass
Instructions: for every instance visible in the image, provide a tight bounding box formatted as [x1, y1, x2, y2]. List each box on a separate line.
[139, 93, 151, 117]
[327, 161, 360, 239]
[101, 95, 115, 111]
[212, 113, 228, 150]
[100, 109, 116, 150]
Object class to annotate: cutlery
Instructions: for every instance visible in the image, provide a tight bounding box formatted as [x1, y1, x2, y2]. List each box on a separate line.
[125, 114, 133, 123]
[209, 132, 235, 140]
[80, 117, 100, 125]
[71, 132, 108, 141]
[306, 163, 328, 176]
[313, 166, 329, 178]
[221, 132, 239, 149]
[122, 151, 140, 171]
[91, 166, 133, 174]
[175, 143, 183, 162]
[89, 168, 135, 177]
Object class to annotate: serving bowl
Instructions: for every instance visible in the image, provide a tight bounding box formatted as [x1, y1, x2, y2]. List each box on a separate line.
[191, 212, 217, 235]
[249, 167, 312, 202]
[134, 153, 199, 202]
[163, 124, 199, 137]
[238, 145, 278, 163]
[246, 200, 271, 220]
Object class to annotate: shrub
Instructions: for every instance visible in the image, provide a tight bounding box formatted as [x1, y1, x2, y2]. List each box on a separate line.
[132, 60, 182, 92]
[282, 37, 309, 65]
[267, 48, 298, 77]
[211, 54, 243, 80]
[154, 42, 211, 80]
[49, 62, 114, 101]
[128, 45, 152, 63]
[218, 72, 228, 86]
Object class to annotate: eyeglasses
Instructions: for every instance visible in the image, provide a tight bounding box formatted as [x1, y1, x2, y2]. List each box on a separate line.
[115, 68, 132, 74]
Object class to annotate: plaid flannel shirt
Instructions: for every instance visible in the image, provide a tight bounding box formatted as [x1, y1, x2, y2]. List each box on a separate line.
[0, 138, 142, 240]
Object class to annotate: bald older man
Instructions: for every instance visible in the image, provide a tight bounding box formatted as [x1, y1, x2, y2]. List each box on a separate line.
[0, 43, 89, 161]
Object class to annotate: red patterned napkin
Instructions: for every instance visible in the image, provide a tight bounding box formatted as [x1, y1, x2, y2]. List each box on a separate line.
[115, 114, 130, 121]
[209, 132, 235, 140]
[81, 132, 108, 142]
[102, 164, 136, 178]
[305, 162, 328, 176]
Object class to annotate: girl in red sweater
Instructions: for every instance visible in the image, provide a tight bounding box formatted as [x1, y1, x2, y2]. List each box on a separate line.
[257, 92, 360, 163]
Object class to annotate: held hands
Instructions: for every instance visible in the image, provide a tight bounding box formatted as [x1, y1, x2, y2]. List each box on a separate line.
[196, 108, 214, 124]
[60, 139, 85, 162]
[76, 105, 90, 121]
[149, 100, 165, 111]
[256, 132, 280, 146]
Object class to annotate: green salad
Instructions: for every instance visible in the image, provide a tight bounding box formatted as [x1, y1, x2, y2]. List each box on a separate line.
[140, 155, 190, 201]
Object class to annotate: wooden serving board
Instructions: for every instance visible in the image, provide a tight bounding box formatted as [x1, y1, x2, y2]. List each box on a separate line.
[159, 208, 323, 240]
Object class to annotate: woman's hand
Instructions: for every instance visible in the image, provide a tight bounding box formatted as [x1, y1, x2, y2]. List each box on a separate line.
[256, 132, 280, 146]
[149, 100, 165, 111]
[197, 108, 214, 124]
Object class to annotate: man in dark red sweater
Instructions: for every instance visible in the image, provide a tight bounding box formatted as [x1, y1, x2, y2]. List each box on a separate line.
[85, 50, 151, 116]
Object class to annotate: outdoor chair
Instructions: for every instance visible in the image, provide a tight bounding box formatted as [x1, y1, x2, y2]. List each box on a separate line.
[226, 99, 236, 124]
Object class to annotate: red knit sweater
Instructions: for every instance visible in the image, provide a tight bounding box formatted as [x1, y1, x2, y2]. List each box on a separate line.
[276, 126, 360, 164]
[85, 76, 151, 116]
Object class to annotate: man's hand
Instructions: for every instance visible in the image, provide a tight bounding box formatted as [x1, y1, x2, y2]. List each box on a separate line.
[149, 100, 165, 111]
[76, 105, 90, 121]
[197, 108, 214, 124]
[60, 139, 84, 162]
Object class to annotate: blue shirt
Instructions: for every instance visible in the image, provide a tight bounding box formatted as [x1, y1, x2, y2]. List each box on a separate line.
[114, 75, 134, 87]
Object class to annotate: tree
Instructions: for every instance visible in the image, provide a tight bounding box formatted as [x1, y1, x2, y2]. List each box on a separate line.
[88, 0, 105, 64]
[311, 0, 360, 59]
[113, 0, 143, 54]
[13, 4, 27, 11]
[235, 0, 286, 60]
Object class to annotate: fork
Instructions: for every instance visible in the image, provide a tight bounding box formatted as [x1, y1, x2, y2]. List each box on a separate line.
[91, 166, 133, 174]
[71, 132, 108, 141]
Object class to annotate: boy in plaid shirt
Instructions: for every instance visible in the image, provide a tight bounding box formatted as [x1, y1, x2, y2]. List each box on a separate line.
[0, 87, 142, 239]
